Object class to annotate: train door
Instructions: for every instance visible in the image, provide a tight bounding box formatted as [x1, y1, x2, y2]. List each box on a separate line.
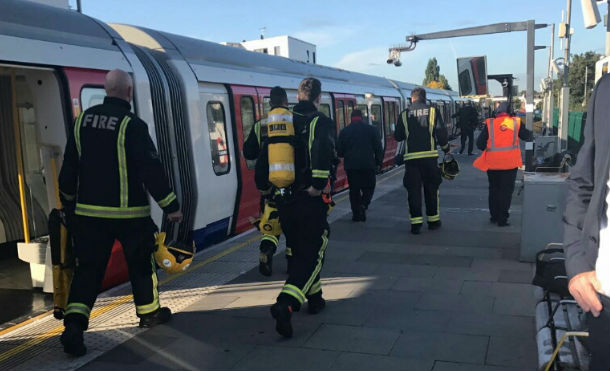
[194, 83, 238, 245]
[231, 85, 263, 234]
[331, 94, 356, 191]
[382, 97, 400, 169]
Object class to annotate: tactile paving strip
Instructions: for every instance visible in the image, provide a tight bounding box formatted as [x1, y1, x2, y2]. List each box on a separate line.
[0, 168, 402, 371]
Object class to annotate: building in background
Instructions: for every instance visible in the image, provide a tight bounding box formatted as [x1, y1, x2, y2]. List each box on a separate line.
[223, 36, 317, 64]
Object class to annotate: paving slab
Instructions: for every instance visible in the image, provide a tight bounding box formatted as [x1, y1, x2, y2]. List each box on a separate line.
[305, 324, 401, 355]
[331, 352, 434, 371]
[390, 330, 490, 364]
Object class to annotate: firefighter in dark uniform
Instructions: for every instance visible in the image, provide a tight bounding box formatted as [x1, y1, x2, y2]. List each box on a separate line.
[58, 69, 182, 356]
[394, 87, 449, 235]
[258, 78, 334, 338]
[243, 86, 290, 276]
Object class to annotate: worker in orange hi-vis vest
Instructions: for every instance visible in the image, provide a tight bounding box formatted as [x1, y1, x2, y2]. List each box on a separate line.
[473, 102, 531, 227]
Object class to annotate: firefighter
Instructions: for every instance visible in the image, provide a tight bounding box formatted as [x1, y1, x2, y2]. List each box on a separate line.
[58, 69, 182, 357]
[243, 86, 290, 276]
[257, 77, 334, 338]
[394, 87, 449, 235]
[474, 101, 531, 227]
[452, 102, 479, 155]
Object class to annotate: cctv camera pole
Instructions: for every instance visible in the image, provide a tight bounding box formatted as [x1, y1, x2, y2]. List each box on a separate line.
[606, 0, 610, 56]
[545, 24, 555, 132]
[559, 0, 572, 151]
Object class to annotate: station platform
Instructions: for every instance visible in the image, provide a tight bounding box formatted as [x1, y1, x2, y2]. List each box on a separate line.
[0, 154, 538, 371]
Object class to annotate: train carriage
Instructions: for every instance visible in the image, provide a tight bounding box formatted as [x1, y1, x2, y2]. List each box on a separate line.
[0, 0, 464, 293]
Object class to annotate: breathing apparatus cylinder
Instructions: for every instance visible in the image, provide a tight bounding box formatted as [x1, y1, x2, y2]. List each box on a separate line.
[266, 107, 295, 188]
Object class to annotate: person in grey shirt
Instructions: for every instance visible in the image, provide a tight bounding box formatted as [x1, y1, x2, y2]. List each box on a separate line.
[563, 73, 610, 370]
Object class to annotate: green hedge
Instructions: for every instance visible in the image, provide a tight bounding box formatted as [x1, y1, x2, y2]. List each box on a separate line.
[552, 108, 586, 144]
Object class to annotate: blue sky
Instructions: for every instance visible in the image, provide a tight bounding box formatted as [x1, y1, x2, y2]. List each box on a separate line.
[73, 0, 608, 95]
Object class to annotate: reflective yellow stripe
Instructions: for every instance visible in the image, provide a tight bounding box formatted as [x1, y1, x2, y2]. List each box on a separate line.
[411, 216, 423, 224]
[312, 169, 330, 178]
[427, 214, 440, 222]
[75, 203, 150, 219]
[281, 284, 306, 304]
[302, 229, 329, 295]
[254, 121, 261, 144]
[261, 234, 279, 245]
[402, 111, 409, 153]
[117, 116, 131, 208]
[158, 192, 177, 208]
[137, 255, 160, 315]
[65, 303, 90, 318]
[285, 247, 293, 257]
[74, 113, 84, 157]
[404, 150, 439, 160]
[308, 116, 320, 162]
[308, 281, 322, 295]
[429, 107, 436, 150]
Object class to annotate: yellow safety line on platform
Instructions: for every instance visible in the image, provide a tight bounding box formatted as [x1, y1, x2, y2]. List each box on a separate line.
[0, 167, 403, 363]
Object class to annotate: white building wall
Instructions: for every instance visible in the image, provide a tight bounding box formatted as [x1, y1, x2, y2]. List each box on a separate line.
[237, 36, 316, 64]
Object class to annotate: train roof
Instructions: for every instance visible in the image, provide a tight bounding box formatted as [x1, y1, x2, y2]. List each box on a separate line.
[0, 0, 463, 100]
[0, 0, 121, 50]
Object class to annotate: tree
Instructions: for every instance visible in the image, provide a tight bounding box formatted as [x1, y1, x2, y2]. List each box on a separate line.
[552, 51, 600, 111]
[423, 58, 452, 90]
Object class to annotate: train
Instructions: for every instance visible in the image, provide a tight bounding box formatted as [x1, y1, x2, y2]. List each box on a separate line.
[0, 0, 470, 289]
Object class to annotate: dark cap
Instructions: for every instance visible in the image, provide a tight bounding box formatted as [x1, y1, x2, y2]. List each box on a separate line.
[351, 109, 363, 119]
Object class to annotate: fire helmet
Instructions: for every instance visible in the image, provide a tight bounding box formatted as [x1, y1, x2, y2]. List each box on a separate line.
[153, 232, 195, 274]
[439, 154, 460, 180]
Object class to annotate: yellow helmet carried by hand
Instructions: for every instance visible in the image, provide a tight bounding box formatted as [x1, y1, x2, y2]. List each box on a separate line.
[154, 232, 195, 274]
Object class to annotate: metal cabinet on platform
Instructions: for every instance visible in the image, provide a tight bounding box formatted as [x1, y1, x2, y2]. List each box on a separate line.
[520, 173, 568, 262]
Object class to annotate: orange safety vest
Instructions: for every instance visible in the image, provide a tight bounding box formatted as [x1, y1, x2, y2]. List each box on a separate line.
[473, 116, 522, 171]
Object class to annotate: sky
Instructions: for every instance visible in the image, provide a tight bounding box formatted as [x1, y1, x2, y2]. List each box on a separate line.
[72, 0, 608, 96]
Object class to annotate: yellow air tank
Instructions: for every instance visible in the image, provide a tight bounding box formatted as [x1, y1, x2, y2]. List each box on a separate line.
[266, 107, 295, 188]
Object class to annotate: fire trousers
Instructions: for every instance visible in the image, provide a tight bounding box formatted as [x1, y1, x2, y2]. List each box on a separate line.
[64, 216, 159, 329]
[403, 157, 442, 225]
[276, 193, 330, 311]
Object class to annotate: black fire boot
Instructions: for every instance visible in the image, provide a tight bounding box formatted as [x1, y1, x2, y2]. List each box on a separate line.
[139, 307, 172, 328]
[60, 321, 86, 357]
[270, 301, 293, 338]
[307, 295, 326, 315]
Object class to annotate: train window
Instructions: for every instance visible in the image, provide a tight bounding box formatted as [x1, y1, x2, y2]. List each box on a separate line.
[263, 97, 270, 116]
[347, 101, 354, 124]
[384, 102, 397, 137]
[206, 101, 230, 175]
[336, 101, 345, 130]
[80, 87, 105, 111]
[371, 104, 382, 137]
[357, 104, 369, 123]
[319, 104, 331, 118]
[240, 96, 257, 169]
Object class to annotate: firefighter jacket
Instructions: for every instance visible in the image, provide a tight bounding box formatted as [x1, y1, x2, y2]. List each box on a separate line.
[243, 118, 267, 161]
[394, 101, 449, 161]
[59, 97, 179, 219]
[474, 113, 531, 171]
[254, 101, 334, 192]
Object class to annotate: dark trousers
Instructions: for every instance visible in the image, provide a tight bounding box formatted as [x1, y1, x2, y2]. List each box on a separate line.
[277, 193, 329, 311]
[403, 158, 442, 225]
[486, 168, 517, 223]
[587, 294, 610, 371]
[346, 169, 376, 214]
[64, 216, 158, 329]
[460, 128, 474, 154]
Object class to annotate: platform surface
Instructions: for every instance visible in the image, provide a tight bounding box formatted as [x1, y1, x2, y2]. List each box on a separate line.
[0, 153, 537, 371]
